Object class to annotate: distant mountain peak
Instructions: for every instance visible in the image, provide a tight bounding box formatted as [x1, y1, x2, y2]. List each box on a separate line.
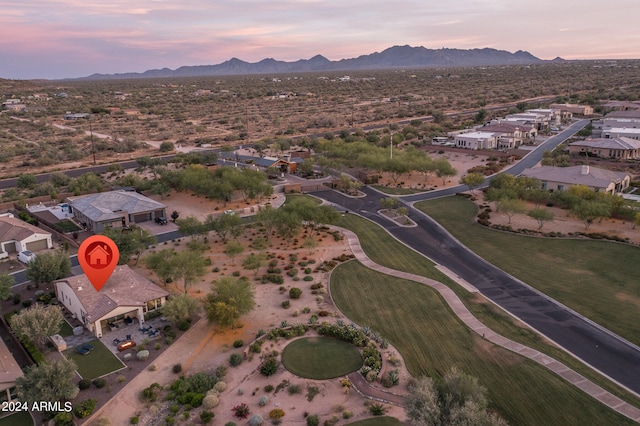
[73, 45, 543, 81]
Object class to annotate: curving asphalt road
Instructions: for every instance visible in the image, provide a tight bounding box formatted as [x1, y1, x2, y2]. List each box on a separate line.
[312, 120, 640, 395]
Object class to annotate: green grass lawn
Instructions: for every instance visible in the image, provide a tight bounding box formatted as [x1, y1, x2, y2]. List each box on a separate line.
[346, 417, 404, 426]
[55, 220, 81, 233]
[282, 336, 362, 379]
[58, 320, 73, 338]
[64, 339, 125, 380]
[0, 411, 33, 426]
[331, 260, 635, 426]
[371, 185, 426, 195]
[415, 196, 640, 346]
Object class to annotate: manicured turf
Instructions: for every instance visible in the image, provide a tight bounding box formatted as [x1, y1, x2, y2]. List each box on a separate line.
[282, 336, 362, 379]
[0, 411, 33, 426]
[415, 196, 640, 346]
[58, 319, 73, 337]
[337, 211, 640, 407]
[346, 417, 404, 426]
[64, 338, 125, 380]
[55, 220, 81, 233]
[331, 260, 635, 426]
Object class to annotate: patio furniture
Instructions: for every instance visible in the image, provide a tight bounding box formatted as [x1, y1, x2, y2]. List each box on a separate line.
[117, 340, 136, 352]
[81, 342, 94, 351]
[113, 338, 121, 346]
[75, 345, 90, 355]
[124, 317, 134, 326]
[149, 330, 159, 338]
[126, 334, 132, 340]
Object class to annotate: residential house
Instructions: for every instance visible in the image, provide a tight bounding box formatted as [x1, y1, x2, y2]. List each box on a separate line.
[0, 215, 53, 260]
[54, 265, 169, 338]
[0, 338, 22, 403]
[520, 165, 630, 194]
[569, 137, 640, 159]
[218, 151, 303, 173]
[477, 123, 523, 149]
[602, 128, 640, 140]
[67, 190, 167, 233]
[549, 103, 594, 116]
[454, 132, 497, 150]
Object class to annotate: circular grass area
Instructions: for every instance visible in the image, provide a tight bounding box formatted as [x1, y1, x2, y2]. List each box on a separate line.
[282, 336, 363, 379]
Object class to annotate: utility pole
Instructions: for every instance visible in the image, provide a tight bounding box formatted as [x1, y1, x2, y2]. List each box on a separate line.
[390, 130, 393, 159]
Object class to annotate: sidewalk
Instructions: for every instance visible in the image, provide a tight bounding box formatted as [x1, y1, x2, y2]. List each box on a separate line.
[338, 227, 640, 423]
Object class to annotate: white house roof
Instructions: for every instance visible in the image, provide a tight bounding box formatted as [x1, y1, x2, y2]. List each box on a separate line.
[456, 131, 495, 139]
[55, 265, 169, 323]
[571, 137, 640, 150]
[603, 127, 640, 136]
[68, 191, 166, 222]
[521, 165, 629, 188]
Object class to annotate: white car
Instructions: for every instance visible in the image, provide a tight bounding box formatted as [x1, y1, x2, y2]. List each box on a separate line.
[18, 250, 36, 264]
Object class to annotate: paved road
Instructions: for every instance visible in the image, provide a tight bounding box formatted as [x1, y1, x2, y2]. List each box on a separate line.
[312, 120, 640, 395]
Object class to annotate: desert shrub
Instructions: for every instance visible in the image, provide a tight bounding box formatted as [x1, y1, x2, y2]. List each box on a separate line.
[233, 339, 244, 348]
[177, 320, 190, 331]
[264, 384, 274, 392]
[229, 353, 243, 367]
[78, 378, 91, 390]
[289, 287, 302, 299]
[92, 378, 107, 389]
[214, 381, 227, 392]
[288, 384, 302, 395]
[141, 383, 162, 402]
[73, 399, 97, 419]
[130, 416, 139, 424]
[281, 300, 290, 309]
[258, 395, 269, 406]
[173, 363, 182, 374]
[249, 342, 262, 353]
[381, 370, 400, 387]
[259, 358, 278, 377]
[269, 408, 285, 420]
[200, 410, 215, 424]
[306, 414, 320, 426]
[249, 414, 264, 426]
[303, 276, 313, 281]
[369, 403, 387, 416]
[262, 273, 284, 284]
[202, 394, 219, 409]
[232, 403, 250, 419]
[136, 350, 150, 361]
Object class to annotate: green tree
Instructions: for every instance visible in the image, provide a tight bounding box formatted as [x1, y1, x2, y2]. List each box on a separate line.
[435, 158, 457, 185]
[25, 250, 71, 286]
[0, 272, 14, 302]
[242, 253, 266, 276]
[10, 304, 64, 349]
[172, 250, 208, 293]
[159, 141, 175, 152]
[223, 241, 244, 265]
[571, 199, 612, 230]
[474, 108, 488, 124]
[17, 173, 37, 189]
[162, 294, 201, 322]
[380, 197, 400, 211]
[405, 368, 507, 426]
[16, 359, 79, 405]
[208, 213, 243, 242]
[176, 216, 208, 240]
[204, 277, 256, 328]
[528, 208, 555, 230]
[103, 226, 156, 265]
[460, 173, 485, 194]
[634, 212, 640, 229]
[497, 198, 527, 224]
[144, 248, 176, 284]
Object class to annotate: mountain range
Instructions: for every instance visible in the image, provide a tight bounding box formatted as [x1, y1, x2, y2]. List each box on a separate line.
[81, 45, 543, 80]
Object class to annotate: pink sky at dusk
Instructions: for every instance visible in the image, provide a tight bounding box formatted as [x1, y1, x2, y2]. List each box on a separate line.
[1, 0, 639, 80]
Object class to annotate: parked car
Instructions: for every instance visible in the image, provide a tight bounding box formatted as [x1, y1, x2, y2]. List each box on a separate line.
[155, 216, 167, 225]
[18, 250, 36, 264]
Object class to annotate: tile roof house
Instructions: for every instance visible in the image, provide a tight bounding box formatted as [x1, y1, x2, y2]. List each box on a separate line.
[67, 190, 167, 233]
[569, 137, 640, 159]
[0, 338, 22, 403]
[54, 265, 169, 338]
[521, 165, 630, 195]
[454, 132, 497, 150]
[0, 215, 53, 260]
[477, 123, 524, 149]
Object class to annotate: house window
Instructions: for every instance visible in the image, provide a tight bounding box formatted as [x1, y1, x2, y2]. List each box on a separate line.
[541, 182, 547, 190]
[557, 185, 564, 191]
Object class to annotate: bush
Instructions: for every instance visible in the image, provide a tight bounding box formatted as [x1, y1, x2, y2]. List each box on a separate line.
[130, 416, 139, 424]
[137, 350, 150, 361]
[249, 342, 262, 353]
[281, 300, 290, 309]
[306, 414, 320, 426]
[289, 287, 302, 299]
[269, 408, 285, 420]
[92, 378, 107, 389]
[177, 320, 190, 331]
[259, 357, 278, 377]
[73, 398, 97, 419]
[288, 384, 302, 395]
[200, 410, 214, 424]
[172, 363, 182, 374]
[141, 383, 162, 402]
[369, 403, 387, 416]
[303, 276, 314, 281]
[264, 384, 274, 393]
[54, 411, 73, 426]
[214, 381, 227, 392]
[229, 353, 243, 367]
[258, 395, 269, 406]
[202, 394, 219, 409]
[232, 403, 250, 419]
[262, 273, 284, 284]
[233, 339, 244, 348]
[249, 414, 264, 426]
[78, 378, 92, 390]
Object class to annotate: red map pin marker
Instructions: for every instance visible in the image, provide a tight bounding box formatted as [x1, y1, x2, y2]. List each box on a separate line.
[78, 235, 120, 292]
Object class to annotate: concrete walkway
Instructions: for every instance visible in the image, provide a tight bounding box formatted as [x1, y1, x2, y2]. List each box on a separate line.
[338, 228, 640, 423]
